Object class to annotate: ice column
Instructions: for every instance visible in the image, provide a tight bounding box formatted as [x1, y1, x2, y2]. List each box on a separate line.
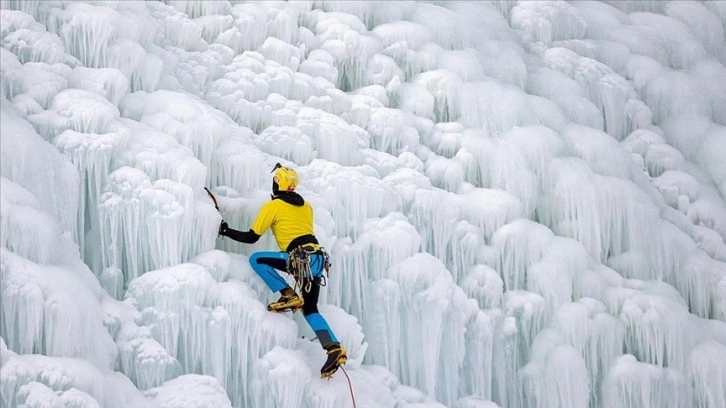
[461, 310, 496, 401]
[125, 264, 216, 374]
[250, 348, 310, 408]
[55, 3, 117, 67]
[389, 253, 471, 406]
[145, 374, 232, 408]
[305, 163, 397, 239]
[687, 341, 726, 408]
[332, 213, 420, 321]
[492, 219, 554, 291]
[519, 329, 590, 408]
[604, 355, 686, 408]
[0, 249, 117, 369]
[54, 128, 128, 266]
[206, 280, 297, 408]
[99, 167, 200, 286]
[0, 111, 80, 241]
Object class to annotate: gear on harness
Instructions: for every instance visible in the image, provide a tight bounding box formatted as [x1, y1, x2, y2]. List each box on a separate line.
[287, 245, 331, 295]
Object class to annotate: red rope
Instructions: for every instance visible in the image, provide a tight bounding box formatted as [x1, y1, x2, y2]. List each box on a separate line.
[340, 366, 357, 408]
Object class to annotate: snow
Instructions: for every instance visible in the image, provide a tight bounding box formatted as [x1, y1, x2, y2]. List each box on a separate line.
[2, 1, 726, 408]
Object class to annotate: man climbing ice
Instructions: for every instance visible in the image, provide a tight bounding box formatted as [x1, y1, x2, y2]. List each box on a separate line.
[218, 163, 347, 379]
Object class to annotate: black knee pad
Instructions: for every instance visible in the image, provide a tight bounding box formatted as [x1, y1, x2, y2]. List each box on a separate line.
[302, 302, 319, 316]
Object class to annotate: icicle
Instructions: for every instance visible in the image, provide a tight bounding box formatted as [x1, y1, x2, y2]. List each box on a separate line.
[1, 249, 45, 355]
[299, 49, 339, 87]
[487, 141, 538, 218]
[116, 323, 178, 390]
[310, 10, 382, 91]
[553, 299, 625, 407]
[1, 195, 62, 266]
[410, 69, 461, 124]
[256, 125, 314, 165]
[302, 162, 397, 239]
[453, 398, 500, 408]
[99, 266, 124, 300]
[258, 37, 301, 71]
[551, 39, 631, 76]
[145, 374, 232, 408]
[687, 341, 726, 408]
[100, 167, 203, 283]
[390, 253, 463, 403]
[436, 288, 475, 406]
[604, 355, 686, 408]
[54, 127, 128, 267]
[491, 312, 519, 408]
[125, 263, 216, 377]
[660, 115, 726, 198]
[0, 111, 80, 247]
[147, 1, 204, 52]
[504, 290, 547, 367]
[103, 38, 146, 78]
[215, 4, 269, 53]
[56, 3, 118, 67]
[605, 283, 699, 372]
[373, 20, 437, 81]
[365, 279, 401, 370]
[510, 1, 586, 44]
[543, 47, 637, 140]
[5, 62, 69, 112]
[1, 249, 118, 370]
[332, 213, 419, 320]
[251, 348, 310, 408]
[2, 26, 68, 65]
[0, 347, 153, 408]
[461, 264, 504, 310]
[164, 0, 230, 19]
[205, 280, 297, 408]
[519, 329, 590, 408]
[527, 237, 588, 319]
[492, 219, 554, 291]
[460, 310, 495, 401]
[44, 88, 120, 136]
[423, 122, 463, 159]
[0, 0, 40, 18]
[629, 12, 708, 70]
[562, 124, 633, 178]
[315, 0, 415, 29]
[365, 107, 420, 156]
[129, 53, 164, 93]
[424, 154, 464, 192]
[294, 107, 369, 166]
[68, 67, 128, 106]
[410, 188, 494, 277]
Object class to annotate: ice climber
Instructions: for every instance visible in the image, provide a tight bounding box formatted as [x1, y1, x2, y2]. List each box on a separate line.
[218, 163, 347, 379]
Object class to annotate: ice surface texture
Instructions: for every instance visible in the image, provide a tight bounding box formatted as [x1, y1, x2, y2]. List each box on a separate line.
[1, 1, 725, 408]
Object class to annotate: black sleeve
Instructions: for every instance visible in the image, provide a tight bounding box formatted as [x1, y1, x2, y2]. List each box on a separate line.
[224, 227, 261, 244]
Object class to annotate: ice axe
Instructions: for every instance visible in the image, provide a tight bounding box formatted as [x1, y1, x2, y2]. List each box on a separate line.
[204, 187, 219, 211]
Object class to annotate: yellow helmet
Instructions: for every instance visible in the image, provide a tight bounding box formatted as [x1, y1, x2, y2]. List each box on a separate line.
[272, 163, 298, 194]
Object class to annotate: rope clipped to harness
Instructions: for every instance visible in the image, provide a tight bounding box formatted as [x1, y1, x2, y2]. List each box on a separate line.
[288, 245, 331, 294]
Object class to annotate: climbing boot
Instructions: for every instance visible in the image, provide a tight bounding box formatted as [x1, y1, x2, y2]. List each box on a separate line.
[267, 293, 303, 313]
[320, 343, 347, 379]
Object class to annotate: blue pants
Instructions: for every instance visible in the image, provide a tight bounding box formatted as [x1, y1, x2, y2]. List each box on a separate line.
[249, 251, 338, 347]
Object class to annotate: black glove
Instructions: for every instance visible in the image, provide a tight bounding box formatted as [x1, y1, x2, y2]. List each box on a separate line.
[218, 220, 229, 236]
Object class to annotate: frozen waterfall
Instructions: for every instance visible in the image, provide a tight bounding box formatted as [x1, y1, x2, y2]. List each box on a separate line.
[1, 1, 725, 408]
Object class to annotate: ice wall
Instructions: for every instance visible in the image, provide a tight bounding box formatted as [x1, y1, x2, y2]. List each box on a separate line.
[1, 1, 725, 408]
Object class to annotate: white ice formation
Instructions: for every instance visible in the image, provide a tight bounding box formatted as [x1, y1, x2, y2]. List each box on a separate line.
[1, 1, 725, 408]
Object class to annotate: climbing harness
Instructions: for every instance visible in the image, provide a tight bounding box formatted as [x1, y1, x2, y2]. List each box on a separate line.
[287, 245, 331, 294]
